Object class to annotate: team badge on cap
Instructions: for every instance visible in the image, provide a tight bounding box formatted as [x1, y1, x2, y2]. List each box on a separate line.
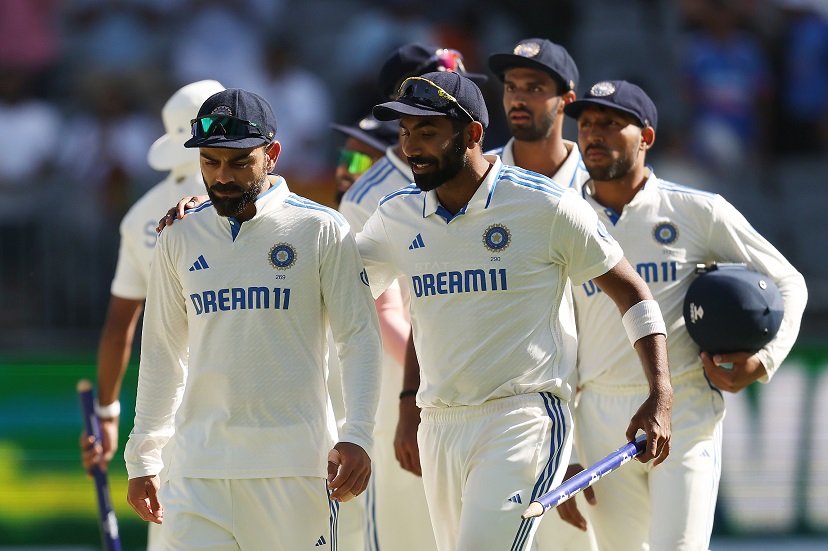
[483, 224, 511, 252]
[269, 243, 297, 270]
[513, 42, 541, 58]
[210, 105, 234, 116]
[590, 82, 617, 97]
[653, 222, 679, 245]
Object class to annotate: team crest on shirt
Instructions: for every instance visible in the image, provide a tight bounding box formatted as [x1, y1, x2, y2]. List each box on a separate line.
[483, 224, 511, 252]
[652, 222, 679, 245]
[269, 243, 297, 270]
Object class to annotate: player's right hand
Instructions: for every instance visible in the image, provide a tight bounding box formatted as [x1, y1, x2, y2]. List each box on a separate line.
[79, 418, 119, 472]
[555, 464, 596, 531]
[156, 195, 209, 232]
[394, 397, 422, 476]
[127, 475, 163, 524]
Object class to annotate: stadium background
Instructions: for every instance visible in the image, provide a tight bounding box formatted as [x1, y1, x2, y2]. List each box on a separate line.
[0, 0, 826, 549]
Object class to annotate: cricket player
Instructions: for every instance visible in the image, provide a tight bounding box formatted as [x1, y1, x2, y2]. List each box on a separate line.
[486, 38, 588, 188]
[559, 80, 808, 550]
[336, 43, 486, 551]
[125, 88, 382, 551]
[79, 79, 225, 550]
[485, 37, 597, 551]
[362, 71, 673, 551]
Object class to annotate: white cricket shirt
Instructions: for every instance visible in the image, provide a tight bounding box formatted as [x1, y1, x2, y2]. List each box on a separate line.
[573, 170, 808, 387]
[110, 165, 205, 299]
[485, 138, 590, 190]
[339, 147, 413, 233]
[125, 177, 382, 480]
[357, 157, 623, 408]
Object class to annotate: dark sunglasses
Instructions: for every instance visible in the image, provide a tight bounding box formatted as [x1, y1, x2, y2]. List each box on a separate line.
[190, 115, 270, 140]
[397, 77, 474, 122]
[338, 149, 375, 175]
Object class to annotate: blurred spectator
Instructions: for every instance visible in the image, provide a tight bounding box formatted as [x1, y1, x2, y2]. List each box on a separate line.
[258, 37, 334, 183]
[57, 75, 160, 226]
[678, 0, 774, 172]
[0, 0, 61, 76]
[773, 0, 828, 155]
[0, 67, 63, 322]
[62, 0, 172, 83]
[168, 0, 271, 93]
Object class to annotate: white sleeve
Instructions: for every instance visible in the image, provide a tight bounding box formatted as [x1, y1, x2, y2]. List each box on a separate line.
[110, 215, 153, 300]
[338, 196, 372, 235]
[550, 190, 624, 285]
[708, 196, 808, 381]
[356, 209, 403, 300]
[321, 222, 382, 454]
[124, 231, 188, 478]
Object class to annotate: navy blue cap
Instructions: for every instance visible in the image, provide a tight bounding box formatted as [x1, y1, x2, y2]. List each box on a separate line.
[378, 43, 489, 100]
[488, 38, 578, 92]
[564, 80, 658, 130]
[373, 71, 489, 129]
[330, 114, 399, 152]
[683, 264, 784, 354]
[184, 88, 277, 149]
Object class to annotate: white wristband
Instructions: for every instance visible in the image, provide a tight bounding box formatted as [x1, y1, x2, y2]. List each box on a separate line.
[94, 399, 121, 419]
[622, 299, 667, 346]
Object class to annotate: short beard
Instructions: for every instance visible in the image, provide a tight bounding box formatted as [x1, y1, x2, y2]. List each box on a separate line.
[507, 99, 558, 142]
[411, 131, 467, 192]
[584, 145, 637, 181]
[206, 172, 267, 218]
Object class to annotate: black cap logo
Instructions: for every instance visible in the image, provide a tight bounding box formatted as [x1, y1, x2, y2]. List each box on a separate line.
[210, 105, 233, 116]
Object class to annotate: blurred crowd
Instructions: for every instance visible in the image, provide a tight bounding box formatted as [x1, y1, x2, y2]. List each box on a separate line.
[1, 0, 827, 349]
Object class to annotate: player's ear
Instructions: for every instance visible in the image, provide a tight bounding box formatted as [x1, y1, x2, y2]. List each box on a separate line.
[466, 121, 484, 147]
[641, 126, 655, 150]
[265, 141, 281, 169]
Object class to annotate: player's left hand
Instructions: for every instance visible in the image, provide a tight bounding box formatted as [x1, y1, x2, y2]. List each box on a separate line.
[626, 383, 672, 466]
[327, 442, 371, 502]
[555, 464, 596, 531]
[701, 351, 766, 393]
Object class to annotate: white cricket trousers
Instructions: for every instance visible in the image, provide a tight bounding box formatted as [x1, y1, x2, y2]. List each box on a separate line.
[160, 476, 338, 550]
[576, 369, 725, 551]
[418, 393, 572, 551]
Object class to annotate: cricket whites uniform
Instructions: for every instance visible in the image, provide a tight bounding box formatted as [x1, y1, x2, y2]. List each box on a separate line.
[110, 164, 204, 551]
[336, 147, 437, 551]
[572, 171, 807, 551]
[125, 177, 382, 550]
[486, 140, 598, 551]
[357, 157, 624, 551]
[486, 138, 590, 190]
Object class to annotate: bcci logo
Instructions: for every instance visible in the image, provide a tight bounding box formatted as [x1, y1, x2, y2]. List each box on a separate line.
[590, 82, 616, 97]
[269, 243, 297, 270]
[483, 224, 511, 252]
[513, 41, 541, 58]
[210, 105, 233, 116]
[653, 222, 678, 245]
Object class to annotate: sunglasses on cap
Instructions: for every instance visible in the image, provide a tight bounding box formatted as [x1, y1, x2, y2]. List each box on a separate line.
[414, 48, 468, 75]
[397, 76, 474, 123]
[338, 149, 375, 175]
[191, 115, 269, 140]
